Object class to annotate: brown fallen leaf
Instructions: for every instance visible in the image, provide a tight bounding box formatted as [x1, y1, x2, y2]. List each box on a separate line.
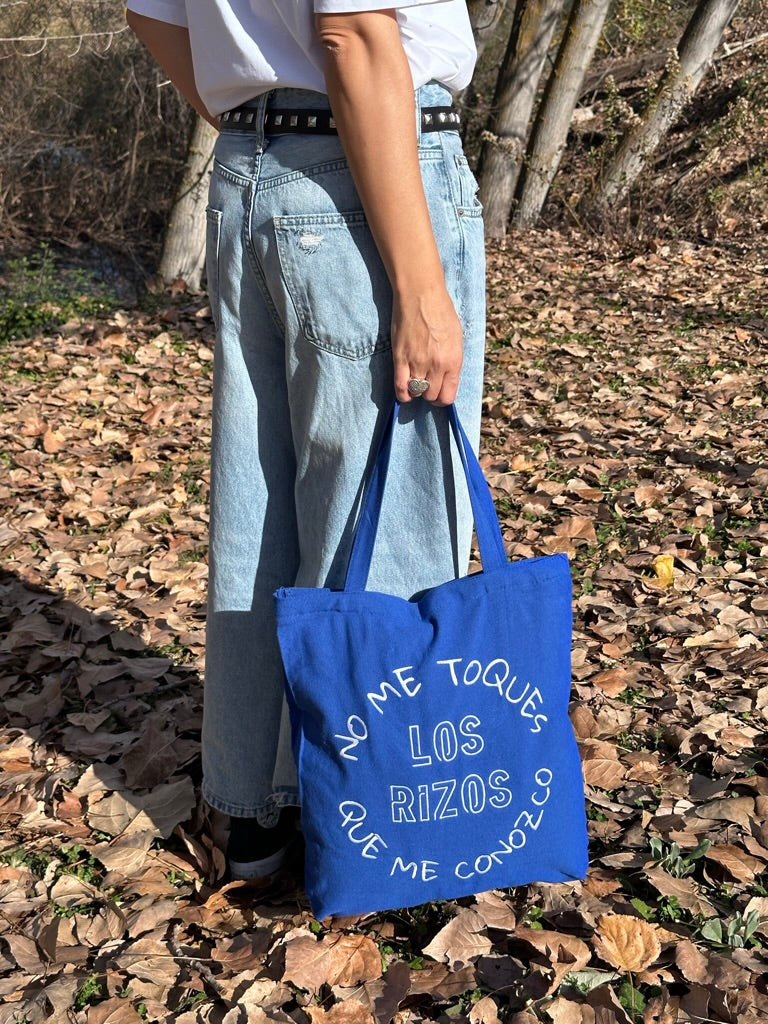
[3, 933, 45, 973]
[125, 897, 181, 940]
[422, 908, 493, 968]
[86, 996, 145, 1023]
[693, 796, 755, 829]
[472, 890, 517, 932]
[234, 977, 293, 1013]
[643, 868, 717, 917]
[408, 962, 477, 999]
[38, 974, 82, 1019]
[744, 897, 768, 938]
[509, 927, 591, 993]
[475, 953, 525, 993]
[87, 776, 195, 838]
[119, 716, 179, 790]
[589, 667, 636, 697]
[642, 989, 681, 1024]
[283, 931, 382, 993]
[593, 914, 661, 973]
[113, 929, 177, 989]
[469, 995, 500, 1024]
[92, 831, 154, 878]
[307, 1002, 375, 1024]
[49, 873, 102, 910]
[544, 999, 592, 1023]
[674, 940, 709, 985]
[635, 486, 666, 509]
[586, 980, 633, 1020]
[702, 949, 752, 992]
[78, 903, 127, 946]
[54, 790, 85, 821]
[73, 763, 126, 797]
[682, 625, 739, 648]
[703, 843, 764, 883]
[580, 738, 627, 790]
[336, 960, 411, 1024]
[583, 869, 623, 899]
[650, 554, 675, 587]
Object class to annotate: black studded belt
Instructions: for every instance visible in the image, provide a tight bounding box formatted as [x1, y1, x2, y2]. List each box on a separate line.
[219, 105, 461, 135]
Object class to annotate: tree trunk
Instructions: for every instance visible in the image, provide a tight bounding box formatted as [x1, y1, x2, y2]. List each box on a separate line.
[467, 0, 516, 60]
[477, 0, 566, 239]
[583, 0, 741, 218]
[158, 114, 218, 291]
[512, 0, 612, 229]
[455, 0, 515, 123]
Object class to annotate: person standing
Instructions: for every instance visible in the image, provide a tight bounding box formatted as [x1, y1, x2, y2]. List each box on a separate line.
[125, 0, 486, 880]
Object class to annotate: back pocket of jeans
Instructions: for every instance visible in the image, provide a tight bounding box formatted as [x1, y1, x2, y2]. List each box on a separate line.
[273, 212, 392, 359]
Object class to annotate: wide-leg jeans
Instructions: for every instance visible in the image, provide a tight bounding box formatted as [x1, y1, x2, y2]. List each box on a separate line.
[202, 82, 486, 822]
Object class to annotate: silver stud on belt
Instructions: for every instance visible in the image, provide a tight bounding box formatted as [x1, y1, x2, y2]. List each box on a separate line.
[220, 105, 461, 135]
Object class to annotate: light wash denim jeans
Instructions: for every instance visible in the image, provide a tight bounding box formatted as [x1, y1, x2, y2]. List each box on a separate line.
[202, 82, 486, 822]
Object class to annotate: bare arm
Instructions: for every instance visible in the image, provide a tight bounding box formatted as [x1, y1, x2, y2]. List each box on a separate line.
[125, 11, 217, 128]
[316, 10, 463, 406]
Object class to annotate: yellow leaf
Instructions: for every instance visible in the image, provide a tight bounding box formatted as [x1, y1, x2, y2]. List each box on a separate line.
[593, 914, 661, 972]
[651, 554, 675, 587]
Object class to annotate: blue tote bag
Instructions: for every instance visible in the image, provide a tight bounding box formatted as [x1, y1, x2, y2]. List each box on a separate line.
[274, 404, 588, 919]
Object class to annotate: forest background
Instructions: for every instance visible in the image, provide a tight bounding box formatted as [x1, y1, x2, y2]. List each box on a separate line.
[0, 2, 767, 1024]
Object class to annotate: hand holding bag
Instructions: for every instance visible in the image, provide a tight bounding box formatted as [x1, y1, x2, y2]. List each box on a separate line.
[274, 404, 588, 919]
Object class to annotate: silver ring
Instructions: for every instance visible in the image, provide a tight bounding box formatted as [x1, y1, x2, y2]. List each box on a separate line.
[407, 377, 430, 398]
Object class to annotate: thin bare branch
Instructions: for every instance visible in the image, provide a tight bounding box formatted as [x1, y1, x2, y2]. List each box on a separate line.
[0, 25, 127, 44]
[718, 29, 768, 56]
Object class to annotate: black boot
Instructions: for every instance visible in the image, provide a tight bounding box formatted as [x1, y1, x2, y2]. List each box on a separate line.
[226, 807, 298, 880]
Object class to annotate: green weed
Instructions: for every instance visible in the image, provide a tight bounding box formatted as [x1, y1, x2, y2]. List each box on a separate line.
[74, 973, 108, 1011]
[521, 904, 545, 929]
[177, 545, 207, 565]
[166, 868, 191, 888]
[57, 844, 103, 886]
[176, 991, 209, 1013]
[143, 641, 191, 666]
[0, 245, 115, 343]
[615, 687, 646, 707]
[52, 901, 98, 919]
[618, 976, 646, 1022]
[494, 495, 517, 518]
[630, 893, 687, 925]
[648, 837, 711, 878]
[0, 848, 53, 877]
[698, 909, 764, 949]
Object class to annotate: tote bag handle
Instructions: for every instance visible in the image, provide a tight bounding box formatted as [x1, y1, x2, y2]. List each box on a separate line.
[345, 403, 508, 592]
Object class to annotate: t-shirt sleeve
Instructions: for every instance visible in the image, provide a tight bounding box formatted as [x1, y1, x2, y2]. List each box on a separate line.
[314, 1, 450, 11]
[125, 0, 188, 28]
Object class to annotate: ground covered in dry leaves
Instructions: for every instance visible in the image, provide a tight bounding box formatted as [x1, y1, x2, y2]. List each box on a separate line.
[1, 232, 766, 1024]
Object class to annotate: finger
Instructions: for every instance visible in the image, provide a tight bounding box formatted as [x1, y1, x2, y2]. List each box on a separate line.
[422, 354, 457, 404]
[393, 353, 417, 402]
[420, 373, 442, 403]
[432, 371, 459, 407]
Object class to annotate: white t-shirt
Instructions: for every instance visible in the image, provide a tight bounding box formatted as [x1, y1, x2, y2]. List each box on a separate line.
[126, 0, 476, 115]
